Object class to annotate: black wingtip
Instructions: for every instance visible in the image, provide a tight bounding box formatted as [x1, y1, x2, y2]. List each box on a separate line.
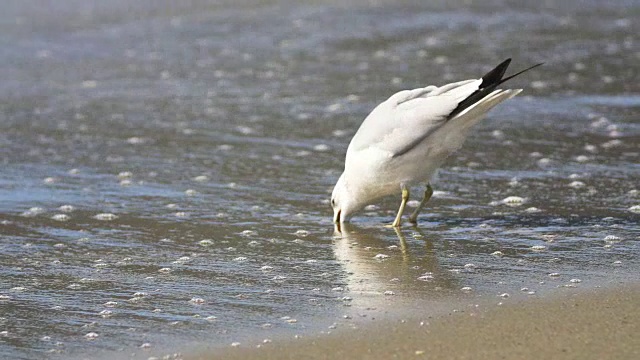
[446, 59, 542, 121]
[481, 58, 512, 87]
[498, 62, 544, 85]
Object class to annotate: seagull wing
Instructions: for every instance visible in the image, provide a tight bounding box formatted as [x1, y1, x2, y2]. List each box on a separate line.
[347, 78, 481, 157]
[347, 59, 542, 158]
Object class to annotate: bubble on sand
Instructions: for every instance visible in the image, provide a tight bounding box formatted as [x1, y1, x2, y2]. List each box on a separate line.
[364, 204, 380, 211]
[185, 189, 198, 196]
[604, 235, 621, 243]
[104, 301, 118, 307]
[84, 332, 99, 340]
[601, 139, 622, 149]
[199, 239, 214, 246]
[502, 196, 525, 206]
[332, 129, 348, 137]
[295, 230, 310, 237]
[530, 80, 546, 89]
[313, 144, 330, 152]
[569, 181, 585, 189]
[158, 268, 172, 273]
[260, 266, 273, 271]
[241, 230, 257, 237]
[383, 291, 395, 296]
[537, 158, 551, 166]
[525, 207, 541, 213]
[332, 287, 344, 292]
[575, 155, 590, 163]
[491, 251, 504, 257]
[117, 171, 133, 179]
[189, 297, 205, 305]
[492, 130, 505, 139]
[43, 177, 57, 184]
[174, 212, 188, 218]
[58, 205, 75, 213]
[460, 287, 473, 292]
[374, 254, 390, 260]
[232, 257, 247, 262]
[21, 207, 44, 217]
[230, 342, 241, 347]
[531, 245, 546, 251]
[94, 213, 118, 221]
[193, 175, 209, 182]
[583, 144, 597, 153]
[140, 343, 151, 349]
[548, 272, 560, 277]
[628, 205, 640, 213]
[499, 293, 510, 298]
[51, 214, 70, 221]
[82, 80, 97, 88]
[418, 273, 434, 281]
[570, 278, 582, 283]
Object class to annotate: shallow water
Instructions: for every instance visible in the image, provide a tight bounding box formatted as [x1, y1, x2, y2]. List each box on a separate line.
[1, 0, 639, 359]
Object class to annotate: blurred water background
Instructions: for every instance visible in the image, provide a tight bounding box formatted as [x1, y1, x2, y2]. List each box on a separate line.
[1, 0, 639, 359]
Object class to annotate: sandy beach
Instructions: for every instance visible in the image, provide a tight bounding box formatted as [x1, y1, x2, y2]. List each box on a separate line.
[191, 285, 640, 360]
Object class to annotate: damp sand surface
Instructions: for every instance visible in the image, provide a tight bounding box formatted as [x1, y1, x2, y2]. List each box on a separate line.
[193, 285, 640, 360]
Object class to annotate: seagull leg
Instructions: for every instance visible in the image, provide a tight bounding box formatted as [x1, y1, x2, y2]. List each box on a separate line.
[408, 183, 433, 224]
[390, 185, 410, 228]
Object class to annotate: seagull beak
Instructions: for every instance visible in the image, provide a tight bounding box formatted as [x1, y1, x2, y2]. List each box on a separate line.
[333, 209, 341, 223]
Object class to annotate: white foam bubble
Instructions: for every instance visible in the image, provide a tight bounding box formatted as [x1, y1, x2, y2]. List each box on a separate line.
[84, 332, 99, 340]
[94, 213, 118, 221]
[51, 214, 70, 221]
[189, 297, 205, 305]
[58, 205, 75, 212]
[502, 196, 525, 206]
[569, 181, 585, 189]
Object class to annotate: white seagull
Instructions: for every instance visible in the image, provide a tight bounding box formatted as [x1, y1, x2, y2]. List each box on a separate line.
[331, 58, 542, 227]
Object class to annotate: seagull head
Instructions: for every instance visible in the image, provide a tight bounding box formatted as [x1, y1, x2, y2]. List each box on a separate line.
[331, 173, 361, 224]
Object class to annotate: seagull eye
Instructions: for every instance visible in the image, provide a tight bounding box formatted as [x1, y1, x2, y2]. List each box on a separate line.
[331, 199, 336, 207]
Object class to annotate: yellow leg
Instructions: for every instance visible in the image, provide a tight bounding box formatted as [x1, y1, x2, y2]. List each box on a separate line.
[408, 183, 433, 224]
[390, 186, 410, 228]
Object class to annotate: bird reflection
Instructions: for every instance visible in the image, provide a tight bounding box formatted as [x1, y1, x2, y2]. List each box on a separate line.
[331, 223, 458, 309]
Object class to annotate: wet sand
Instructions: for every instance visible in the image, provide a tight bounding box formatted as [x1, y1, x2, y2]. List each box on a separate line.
[191, 285, 640, 360]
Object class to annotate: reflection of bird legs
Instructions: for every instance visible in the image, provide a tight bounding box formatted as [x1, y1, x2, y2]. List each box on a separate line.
[396, 226, 441, 275]
[393, 226, 409, 261]
[409, 183, 433, 224]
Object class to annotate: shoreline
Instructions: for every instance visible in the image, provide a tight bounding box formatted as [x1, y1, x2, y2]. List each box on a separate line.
[188, 284, 640, 360]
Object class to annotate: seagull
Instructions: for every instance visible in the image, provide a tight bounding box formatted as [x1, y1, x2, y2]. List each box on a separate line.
[331, 58, 542, 228]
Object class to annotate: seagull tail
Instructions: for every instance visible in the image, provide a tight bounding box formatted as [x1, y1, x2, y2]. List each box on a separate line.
[450, 89, 522, 128]
[448, 59, 543, 119]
